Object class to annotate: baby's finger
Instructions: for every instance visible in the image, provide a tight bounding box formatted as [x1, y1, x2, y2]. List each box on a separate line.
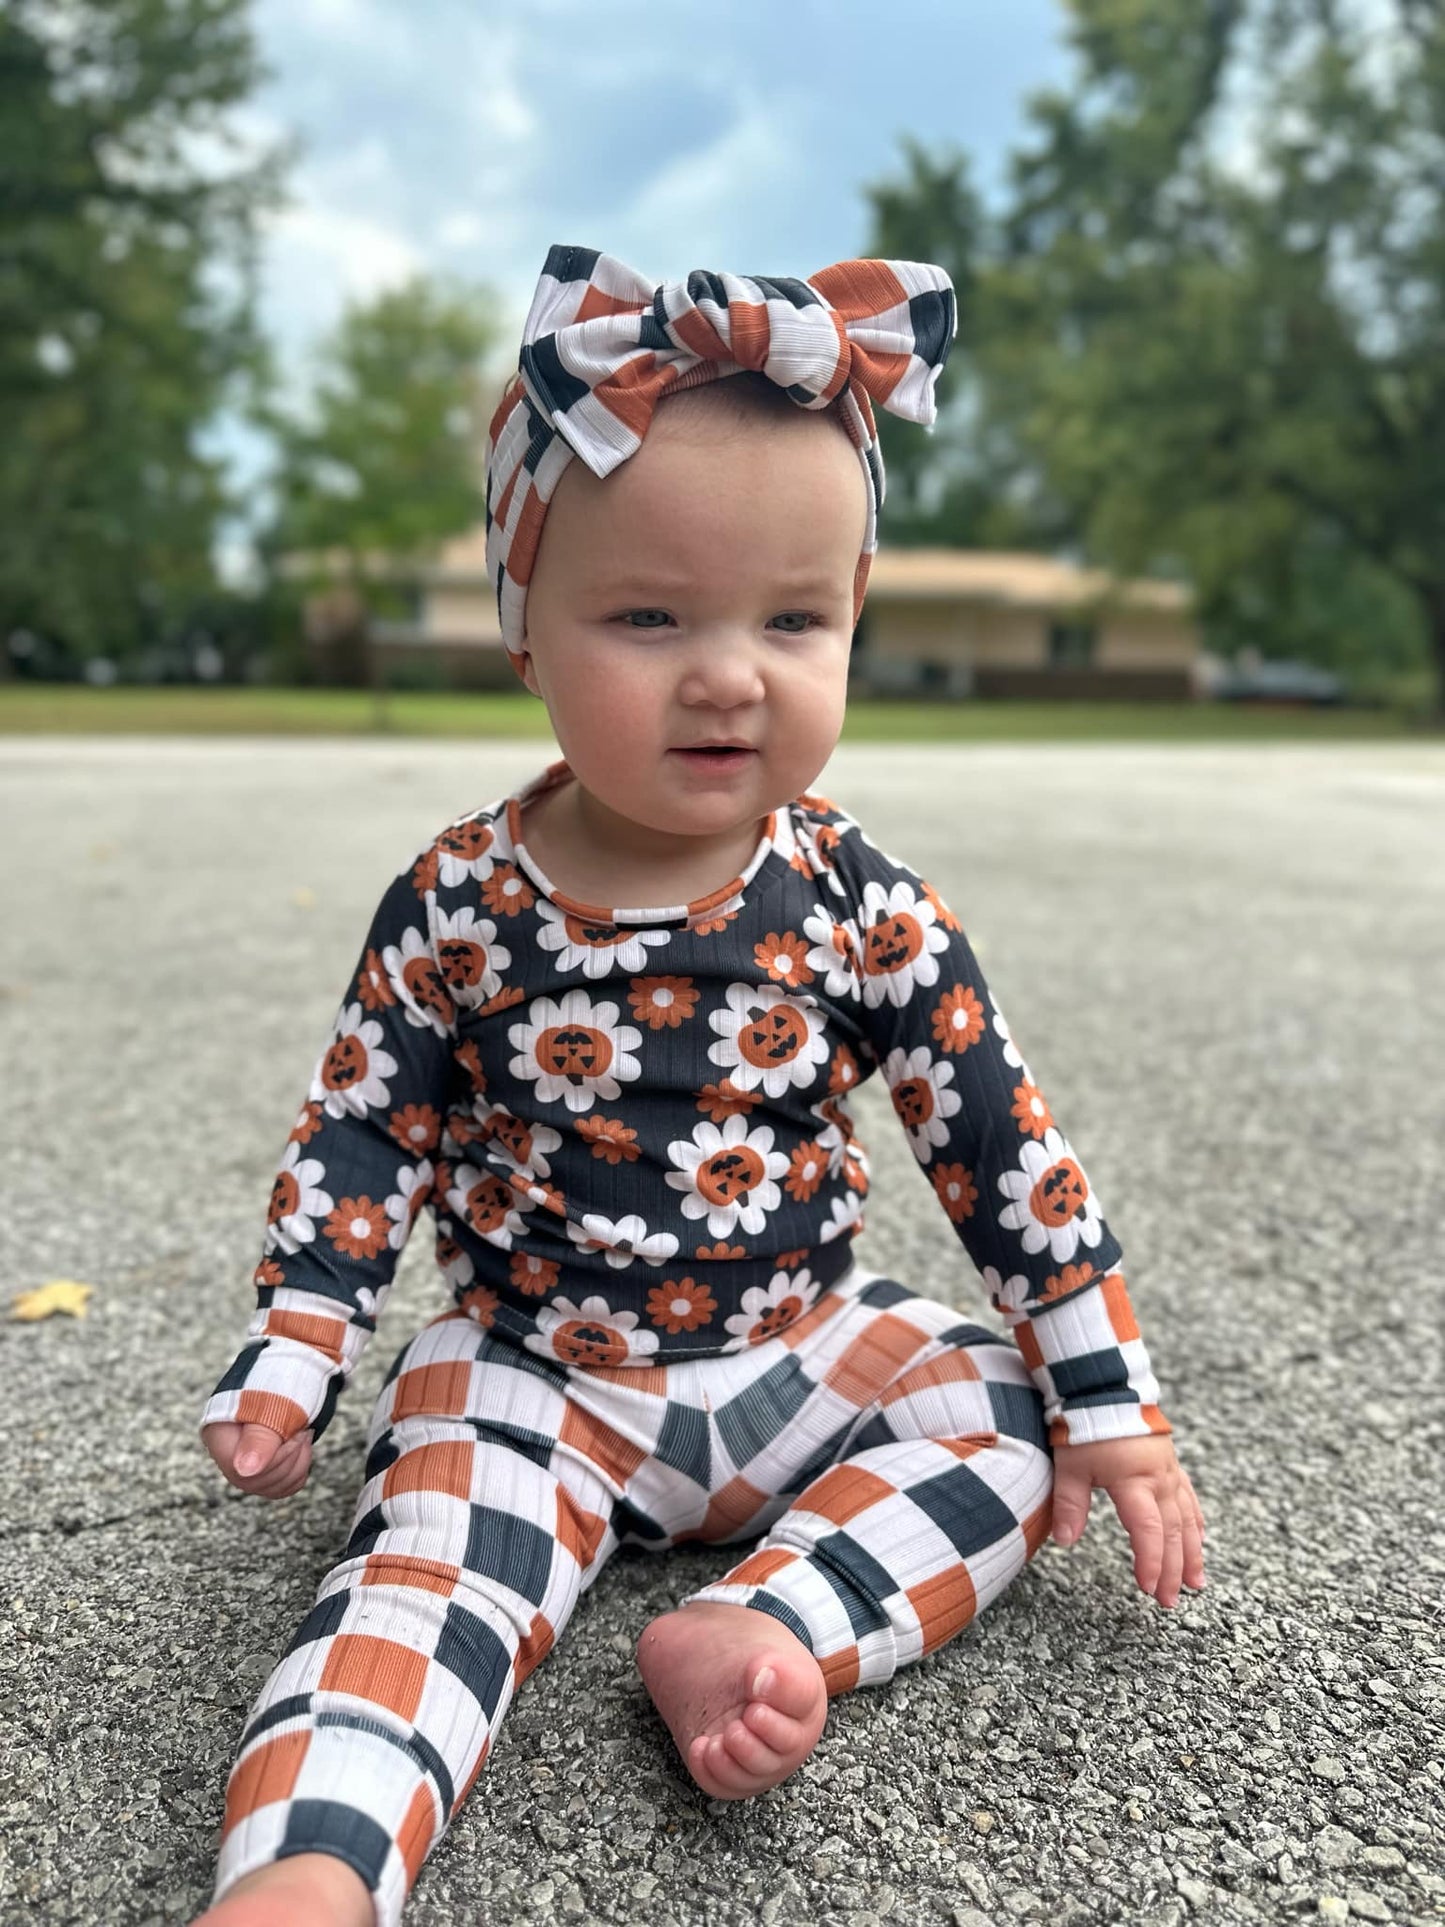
[1181, 1506, 1207, 1591]
[1156, 1499, 1185, 1609]
[1111, 1482, 1164, 1596]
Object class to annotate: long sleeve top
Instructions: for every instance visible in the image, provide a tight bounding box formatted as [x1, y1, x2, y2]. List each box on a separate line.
[200, 756, 1172, 1453]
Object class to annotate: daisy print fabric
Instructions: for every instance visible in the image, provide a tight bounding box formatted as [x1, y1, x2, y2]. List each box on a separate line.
[200, 755, 1170, 1452]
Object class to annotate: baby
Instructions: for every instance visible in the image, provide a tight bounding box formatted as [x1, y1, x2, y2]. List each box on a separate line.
[194, 245, 1207, 1927]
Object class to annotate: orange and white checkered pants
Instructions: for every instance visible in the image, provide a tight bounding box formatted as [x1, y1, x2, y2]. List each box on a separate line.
[211, 1263, 1055, 1925]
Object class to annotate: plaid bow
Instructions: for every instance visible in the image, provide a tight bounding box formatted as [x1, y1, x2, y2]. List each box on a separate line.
[484, 242, 958, 660]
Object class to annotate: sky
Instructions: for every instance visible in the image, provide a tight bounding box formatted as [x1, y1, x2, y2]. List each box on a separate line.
[207, 0, 1082, 576]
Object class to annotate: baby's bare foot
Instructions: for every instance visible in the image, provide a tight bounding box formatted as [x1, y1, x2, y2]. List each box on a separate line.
[191, 1850, 375, 1927]
[636, 1599, 828, 1800]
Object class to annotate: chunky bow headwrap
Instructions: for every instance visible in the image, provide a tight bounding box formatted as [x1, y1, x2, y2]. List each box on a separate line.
[483, 243, 958, 666]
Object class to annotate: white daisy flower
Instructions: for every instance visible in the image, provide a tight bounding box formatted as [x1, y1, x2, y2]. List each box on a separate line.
[801, 905, 864, 1000]
[525, 1295, 660, 1368]
[722, 1267, 822, 1348]
[433, 908, 510, 1009]
[818, 1191, 865, 1242]
[564, 1212, 680, 1269]
[982, 1265, 1034, 1318]
[384, 1159, 435, 1250]
[310, 1003, 399, 1118]
[264, 1141, 334, 1254]
[380, 927, 456, 1036]
[883, 1045, 962, 1165]
[991, 1003, 1031, 1078]
[708, 981, 831, 1099]
[508, 989, 643, 1114]
[997, 1127, 1105, 1262]
[664, 1114, 791, 1239]
[534, 900, 674, 978]
[855, 879, 951, 1010]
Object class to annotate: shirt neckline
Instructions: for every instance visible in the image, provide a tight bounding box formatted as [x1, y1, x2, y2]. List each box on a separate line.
[505, 756, 781, 928]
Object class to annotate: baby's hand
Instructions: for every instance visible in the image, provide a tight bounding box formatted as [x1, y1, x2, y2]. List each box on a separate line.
[1050, 1434, 1206, 1609]
[202, 1419, 314, 1499]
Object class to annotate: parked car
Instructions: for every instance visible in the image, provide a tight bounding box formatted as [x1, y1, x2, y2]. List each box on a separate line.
[1210, 657, 1346, 704]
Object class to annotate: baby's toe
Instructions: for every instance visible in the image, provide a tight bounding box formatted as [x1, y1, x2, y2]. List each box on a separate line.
[720, 1716, 783, 1777]
[697, 1730, 768, 1795]
[743, 1697, 805, 1751]
[750, 1656, 820, 1720]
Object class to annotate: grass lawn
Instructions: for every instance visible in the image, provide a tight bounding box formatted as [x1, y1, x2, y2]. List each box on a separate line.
[0, 683, 1435, 740]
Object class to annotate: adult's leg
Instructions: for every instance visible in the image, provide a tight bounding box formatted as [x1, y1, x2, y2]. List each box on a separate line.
[679, 1268, 1054, 1695]
[208, 1312, 624, 1927]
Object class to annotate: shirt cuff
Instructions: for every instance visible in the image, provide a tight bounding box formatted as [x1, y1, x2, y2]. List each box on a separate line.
[1003, 1269, 1173, 1449]
[198, 1294, 365, 1445]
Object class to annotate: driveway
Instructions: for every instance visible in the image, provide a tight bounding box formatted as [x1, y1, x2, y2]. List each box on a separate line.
[0, 736, 1440, 1926]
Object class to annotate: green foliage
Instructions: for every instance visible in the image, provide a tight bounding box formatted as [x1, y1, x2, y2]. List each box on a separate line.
[0, 0, 290, 661]
[260, 277, 503, 598]
[860, 0, 1445, 715]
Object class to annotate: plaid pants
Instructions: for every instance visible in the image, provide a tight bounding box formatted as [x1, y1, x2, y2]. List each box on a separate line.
[211, 1263, 1054, 1926]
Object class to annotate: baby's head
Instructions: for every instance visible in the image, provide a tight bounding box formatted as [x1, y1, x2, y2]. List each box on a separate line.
[483, 245, 957, 849]
[515, 370, 868, 842]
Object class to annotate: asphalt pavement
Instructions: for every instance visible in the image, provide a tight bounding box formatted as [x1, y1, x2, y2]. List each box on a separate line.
[0, 735, 1440, 1927]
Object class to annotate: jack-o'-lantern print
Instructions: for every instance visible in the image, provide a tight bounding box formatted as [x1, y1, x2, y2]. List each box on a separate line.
[433, 908, 510, 1010]
[666, 1112, 790, 1240]
[479, 1108, 562, 1184]
[263, 1141, 333, 1255]
[801, 905, 863, 1000]
[882, 1045, 961, 1164]
[526, 1295, 659, 1367]
[380, 927, 457, 1036]
[435, 817, 496, 886]
[435, 1225, 475, 1290]
[310, 1003, 398, 1119]
[443, 1161, 529, 1250]
[534, 900, 673, 979]
[509, 988, 642, 1114]
[709, 981, 830, 1099]
[997, 1127, 1106, 1263]
[722, 1267, 822, 1349]
[855, 879, 950, 1011]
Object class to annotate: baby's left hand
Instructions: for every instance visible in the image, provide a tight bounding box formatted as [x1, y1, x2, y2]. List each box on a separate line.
[1050, 1434, 1207, 1609]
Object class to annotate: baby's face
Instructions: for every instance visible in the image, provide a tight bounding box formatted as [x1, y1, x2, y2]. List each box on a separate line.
[519, 406, 868, 850]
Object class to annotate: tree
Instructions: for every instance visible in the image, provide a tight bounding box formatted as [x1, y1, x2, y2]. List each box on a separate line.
[260, 276, 504, 606]
[861, 0, 1445, 715]
[0, 0, 290, 664]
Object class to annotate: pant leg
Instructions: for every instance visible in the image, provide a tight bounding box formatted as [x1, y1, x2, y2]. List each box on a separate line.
[208, 1311, 627, 1927]
[679, 1266, 1055, 1695]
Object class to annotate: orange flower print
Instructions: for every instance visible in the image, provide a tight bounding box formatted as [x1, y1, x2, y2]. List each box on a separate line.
[932, 1162, 978, 1223]
[461, 1284, 500, 1327]
[688, 907, 740, 936]
[325, 1196, 390, 1259]
[696, 1080, 762, 1124]
[356, 948, 396, 1012]
[932, 984, 985, 1055]
[828, 1044, 860, 1095]
[576, 1116, 641, 1164]
[754, 932, 815, 989]
[444, 1109, 490, 1148]
[481, 861, 536, 917]
[629, 975, 699, 1028]
[389, 1104, 442, 1154]
[412, 845, 440, 894]
[788, 848, 813, 878]
[816, 1093, 857, 1139]
[508, 1172, 567, 1216]
[1038, 1261, 1100, 1307]
[647, 1276, 718, 1333]
[253, 1259, 285, 1289]
[797, 790, 841, 814]
[1012, 1079, 1054, 1139]
[454, 1039, 487, 1094]
[923, 882, 963, 932]
[509, 1252, 559, 1297]
[784, 1138, 829, 1204]
[289, 1100, 325, 1146]
[775, 1246, 810, 1268]
[842, 1150, 869, 1196]
[695, 1240, 746, 1261]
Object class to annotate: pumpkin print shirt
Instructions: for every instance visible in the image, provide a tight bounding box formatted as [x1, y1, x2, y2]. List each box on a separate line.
[201, 757, 1172, 1453]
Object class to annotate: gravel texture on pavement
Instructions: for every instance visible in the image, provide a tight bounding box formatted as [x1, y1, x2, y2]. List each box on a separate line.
[0, 736, 1441, 1927]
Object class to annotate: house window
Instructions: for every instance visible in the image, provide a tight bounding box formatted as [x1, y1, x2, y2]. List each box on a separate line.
[1048, 620, 1097, 668]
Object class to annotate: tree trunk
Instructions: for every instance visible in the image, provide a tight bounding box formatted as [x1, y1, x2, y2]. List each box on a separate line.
[1427, 589, 1445, 727]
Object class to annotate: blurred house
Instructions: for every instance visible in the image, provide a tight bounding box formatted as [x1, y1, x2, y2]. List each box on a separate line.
[298, 534, 1202, 699]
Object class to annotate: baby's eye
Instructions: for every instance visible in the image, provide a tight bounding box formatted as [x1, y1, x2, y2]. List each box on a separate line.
[770, 612, 819, 634]
[620, 609, 672, 629]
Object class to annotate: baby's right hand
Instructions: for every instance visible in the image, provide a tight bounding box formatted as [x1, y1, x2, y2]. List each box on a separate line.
[202, 1419, 314, 1499]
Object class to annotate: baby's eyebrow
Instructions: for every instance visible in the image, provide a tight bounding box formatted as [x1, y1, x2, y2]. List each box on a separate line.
[595, 572, 842, 594]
